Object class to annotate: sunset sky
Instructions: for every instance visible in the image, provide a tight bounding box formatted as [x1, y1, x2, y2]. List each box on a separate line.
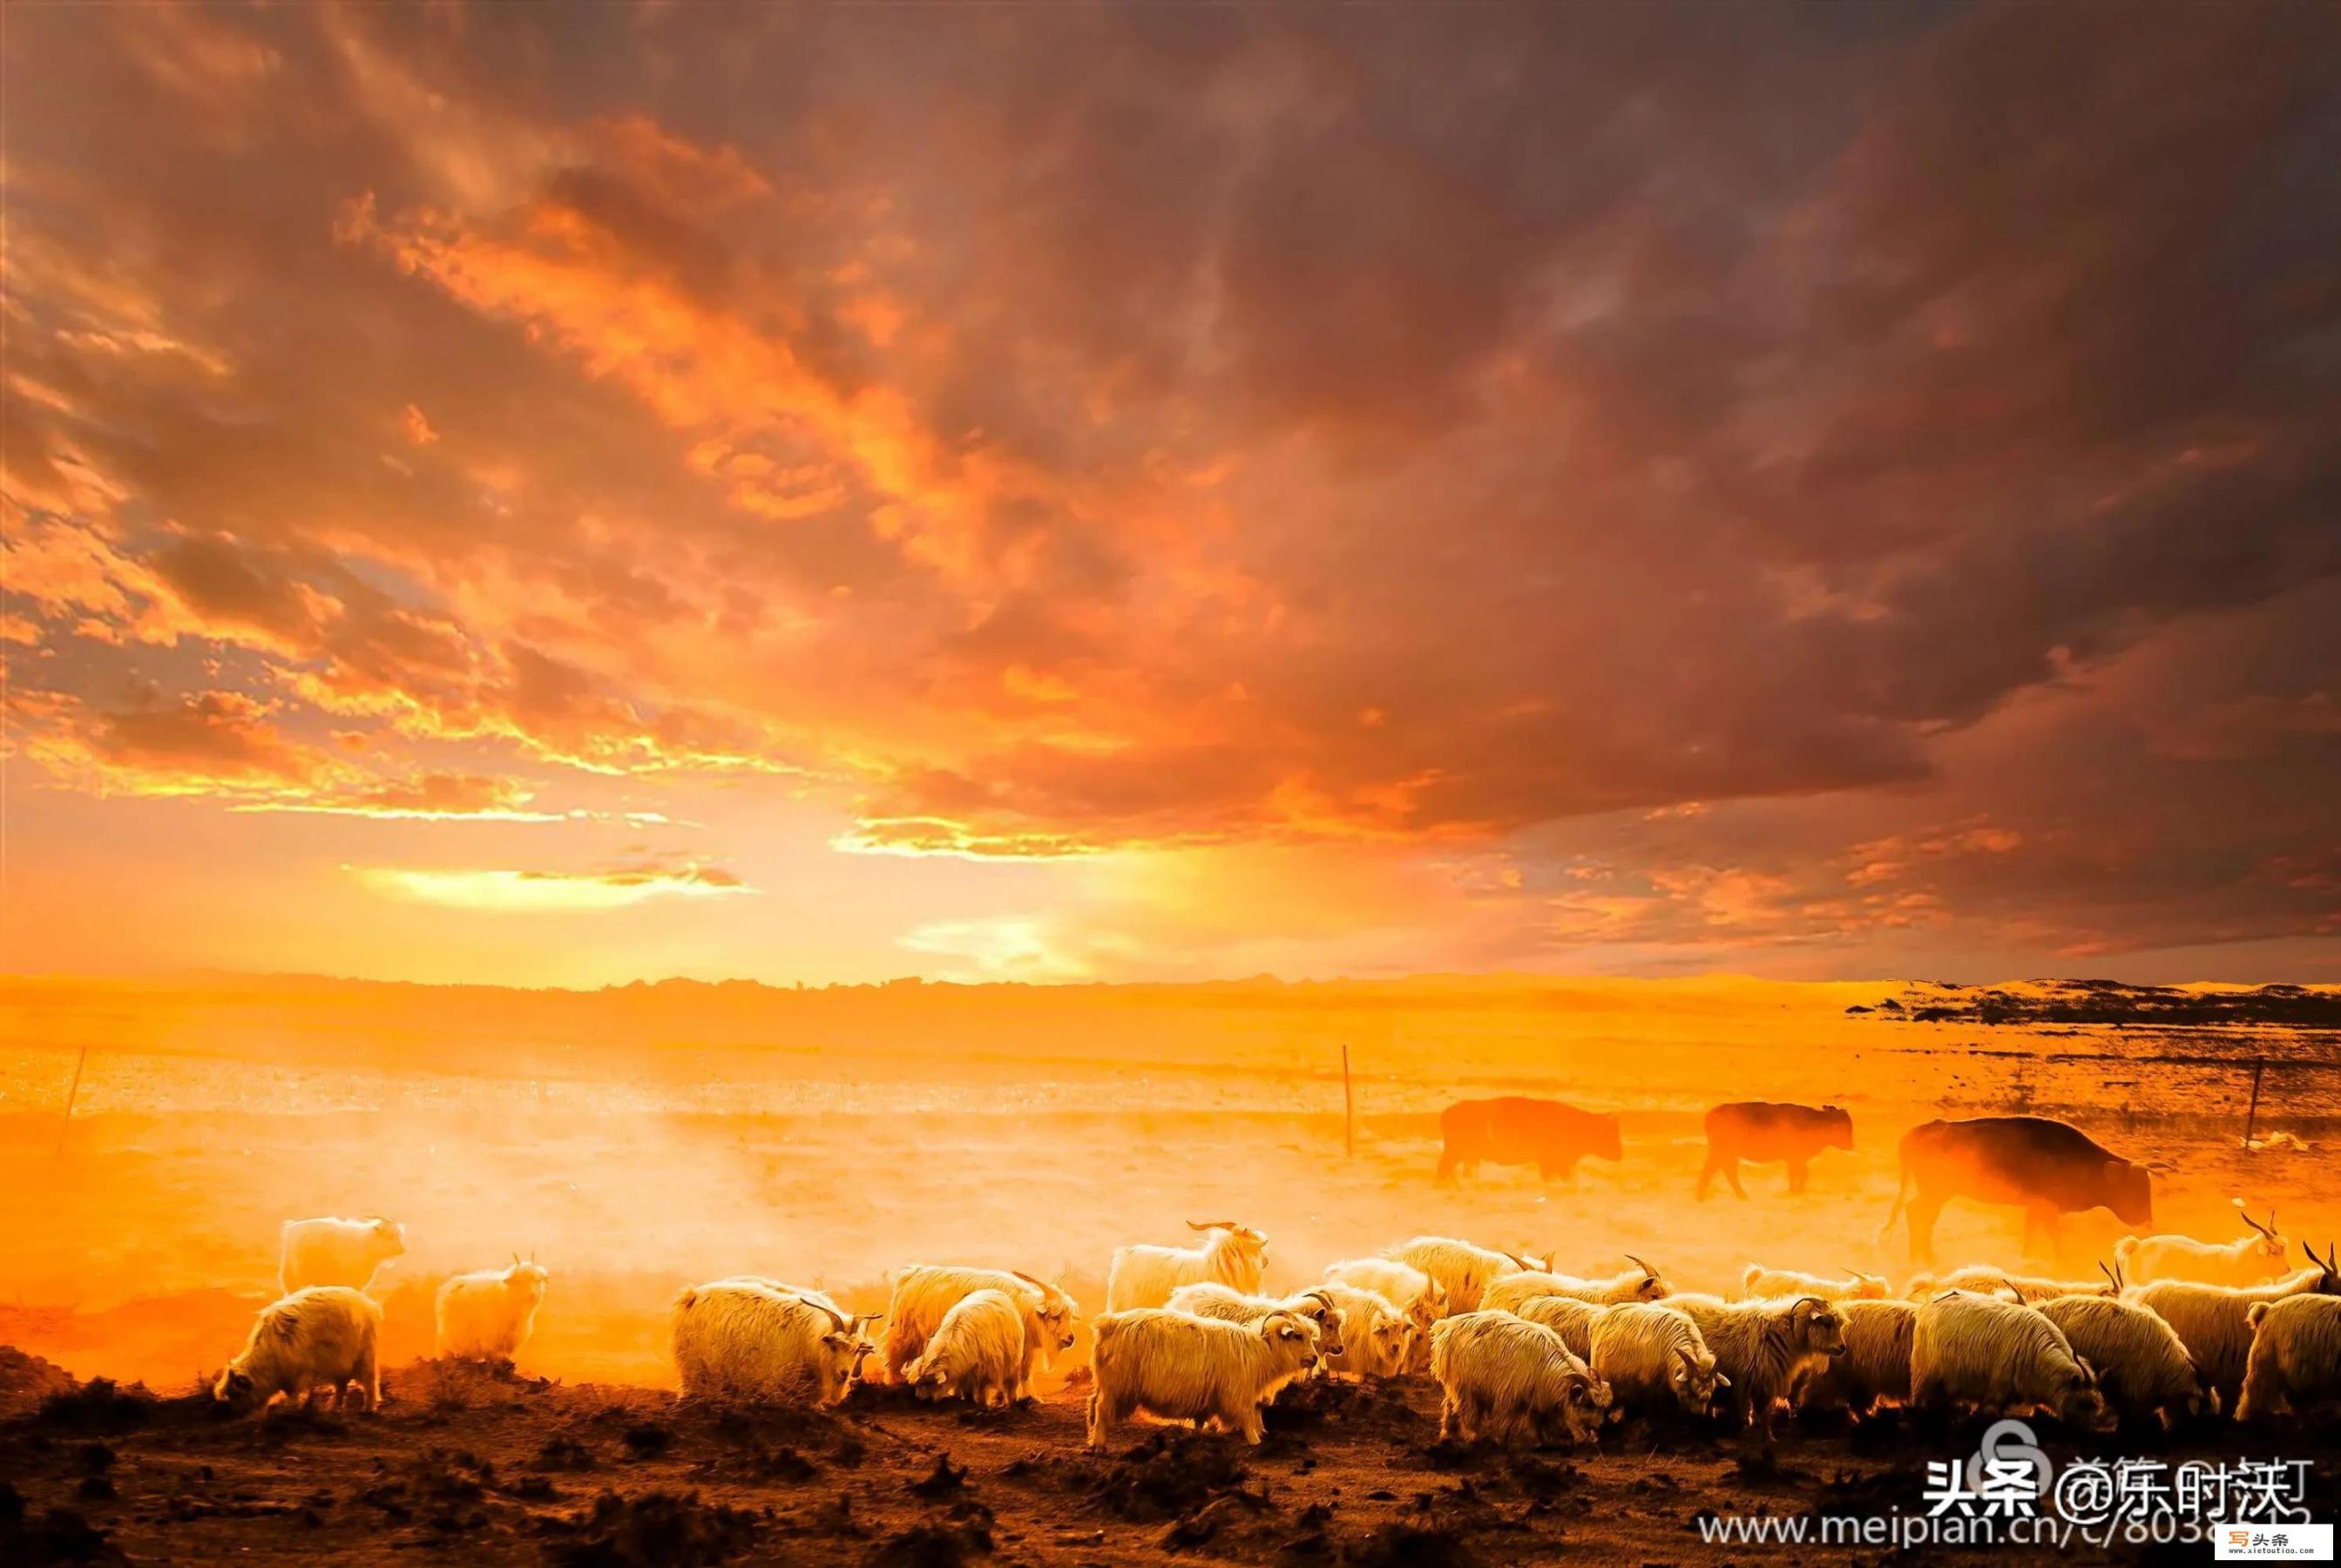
[4, 4, 2338, 987]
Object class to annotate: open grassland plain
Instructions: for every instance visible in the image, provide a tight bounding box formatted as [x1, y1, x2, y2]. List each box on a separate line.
[2, 974, 2337, 1563]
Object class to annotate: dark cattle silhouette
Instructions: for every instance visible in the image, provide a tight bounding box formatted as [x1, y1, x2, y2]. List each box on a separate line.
[1698, 1101, 1854, 1200]
[1882, 1116, 2154, 1262]
[1438, 1096, 1620, 1181]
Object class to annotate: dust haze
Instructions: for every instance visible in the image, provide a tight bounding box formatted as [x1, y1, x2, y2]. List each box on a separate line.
[6, 974, 2334, 1391]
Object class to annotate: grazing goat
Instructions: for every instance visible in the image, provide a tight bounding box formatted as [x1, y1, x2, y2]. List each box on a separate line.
[882, 1265, 1079, 1399]
[672, 1280, 871, 1406]
[1516, 1295, 1608, 1362]
[1430, 1310, 1612, 1448]
[1086, 1308, 1319, 1449]
[1909, 1292, 2114, 1430]
[1483, 1256, 1668, 1313]
[279, 1216, 405, 1295]
[1741, 1265, 1890, 1302]
[2115, 1204, 2291, 1287]
[903, 1288, 1025, 1407]
[2237, 1293, 2341, 1422]
[2037, 1294, 2212, 1426]
[1667, 1294, 1848, 1436]
[214, 1286, 382, 1415]
[1107, 1221, 1269, 1312]
[2128, 1247, 2341, 1405]
[1588, 1303, 1728, 1418]
[1167, 1283, 1344, 1365]
[435, 1259, 550, 1362]
[1381, 1236, 1547, 1315]
[1797, 1299, 1916, 1416]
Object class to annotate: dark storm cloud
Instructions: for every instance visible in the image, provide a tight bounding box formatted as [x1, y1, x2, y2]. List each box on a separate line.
[3, 1, 2336, 963]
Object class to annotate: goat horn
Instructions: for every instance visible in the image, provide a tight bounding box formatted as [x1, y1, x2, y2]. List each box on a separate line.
[1186, 1220, 1237, 1233]
[1626, 1254, 1655, 1278]
[1501, 1250, 1531, 1272]
[1008, 1268, 1048, 1290]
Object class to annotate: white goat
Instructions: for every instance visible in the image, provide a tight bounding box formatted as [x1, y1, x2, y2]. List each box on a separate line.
[1483, 1256, 1668, 1314]
[903, 1288, 1025, 1407]
[881, 1265, 1079, 1399]
[1667, 1294, 1848, 1436]
[1323, 1258, 1447, 1367]
[1086, 1308, 1319, 1449]
[1166, 1282, 1345, 1366]
[1381, 1236, 1547, 1315]
[279, 1216, 405, 1295]
[214, 1286, 382, 1414]
[1430, 1310, 1612, 1448]
[1106, 1221, 1269, 1312]
[2237, 1293, 2341, 1422]
[1909, 1292, 2114, 1429]
[435, 1259, 550, 1362]
[1588, 1303, 1728, 1418]
[671, 1279, 871, 1406]
[1313, 1282, 1412, 1379]
[2037, 1294, 2212, 1425]
[2115, 1203, 2291, 1287]
[1796, 1299, 1916, 1416]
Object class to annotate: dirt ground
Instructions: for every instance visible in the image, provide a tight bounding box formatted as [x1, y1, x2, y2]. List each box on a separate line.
[5, 1351, 2337, 1568]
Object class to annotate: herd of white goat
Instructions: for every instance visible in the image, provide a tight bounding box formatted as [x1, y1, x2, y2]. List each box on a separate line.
[211, 1210, 2341, 1452]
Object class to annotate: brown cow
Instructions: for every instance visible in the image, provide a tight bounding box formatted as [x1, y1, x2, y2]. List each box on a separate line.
[1438, 1097, 1620, 1181]
[1697, 1102, 1853, 1200]
[1882, 1116, 2153, 1263]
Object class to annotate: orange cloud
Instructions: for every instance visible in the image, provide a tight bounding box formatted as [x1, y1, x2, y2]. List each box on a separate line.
[352, 861, 755, 912]
[3, 4, 2337, 982]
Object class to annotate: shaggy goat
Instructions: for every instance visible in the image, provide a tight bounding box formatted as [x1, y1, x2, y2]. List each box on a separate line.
[214, 1286, 382, 1415]
[1086, 1308, 1319, 1448]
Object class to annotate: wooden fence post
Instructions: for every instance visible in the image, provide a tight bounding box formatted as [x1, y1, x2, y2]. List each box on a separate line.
[2242, 1057, 2266, 1150]
[55, 1044, 91, 1157]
